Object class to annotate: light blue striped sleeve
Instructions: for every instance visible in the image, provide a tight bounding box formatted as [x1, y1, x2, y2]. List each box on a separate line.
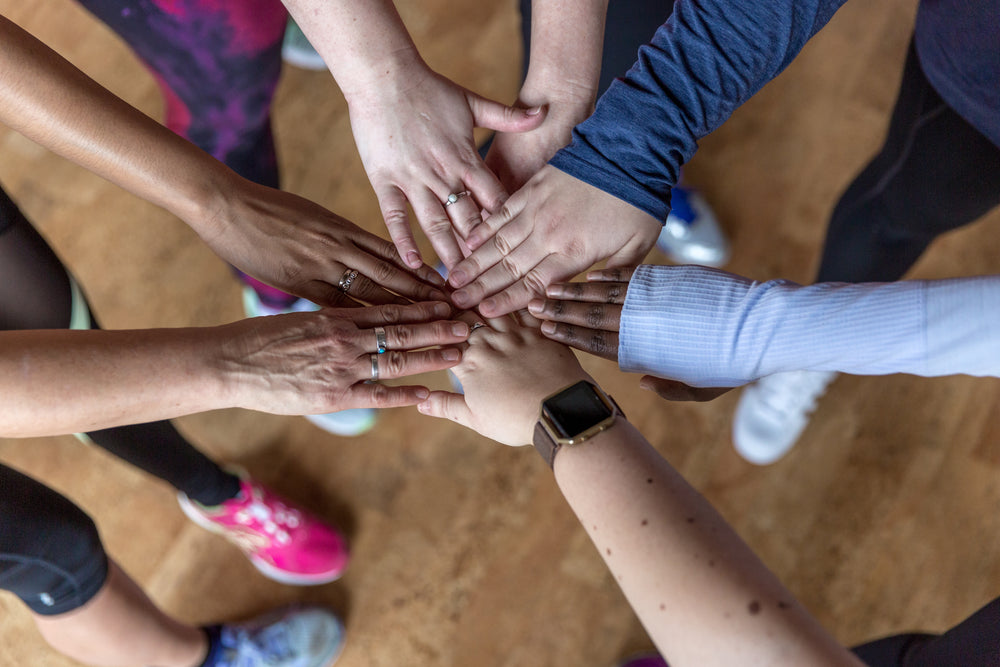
[618, 265, 1000, 387]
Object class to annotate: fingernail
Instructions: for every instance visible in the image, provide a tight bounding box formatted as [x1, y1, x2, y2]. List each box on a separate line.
[452, 322, 469, 336]
[449, 270, 467, 287]
[416, 388, 429, 399]
[480, 298, 495, 314]
[430, 289, 449, 301]
[452, 290, 470, 307]
[527, 298, 544, 313]
[525, 105, 543, 116]
[417, 402, 429, 413]
[443, 348, 461, 361]
[427, 271, 446, 286]
[541, 321, 556, 335]
[433, 302, 451, 317]
[545, 285, 562, 297]
[406, 251, 422, 268]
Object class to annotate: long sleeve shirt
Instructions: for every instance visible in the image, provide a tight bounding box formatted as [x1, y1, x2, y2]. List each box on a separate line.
[549, 0, 1000, 221]
[619, 265, 1000, 387]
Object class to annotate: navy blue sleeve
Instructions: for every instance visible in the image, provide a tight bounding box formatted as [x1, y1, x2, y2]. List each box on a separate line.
[548, 0, 847, 220]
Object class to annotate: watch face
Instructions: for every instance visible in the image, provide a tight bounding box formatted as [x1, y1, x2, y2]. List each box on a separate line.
[543, 381, 614, 438]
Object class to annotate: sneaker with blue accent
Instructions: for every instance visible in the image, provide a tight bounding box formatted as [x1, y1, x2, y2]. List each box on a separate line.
[658, 185, 731, 267]
[242, 286, 377, 437]
[205, 606, 345, 667]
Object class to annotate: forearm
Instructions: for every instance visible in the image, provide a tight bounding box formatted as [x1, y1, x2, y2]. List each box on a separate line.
[0, 16, 234, 231]
[520, 0, 608, 126]
[0, 328, 233, 437]
[619, 265, 1000, 386]
[553, 419, 859, 665]
[548, 0, 846, 219]
[281, 0, 425, 102]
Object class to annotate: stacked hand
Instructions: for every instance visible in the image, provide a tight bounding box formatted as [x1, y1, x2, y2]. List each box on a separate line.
[446, 166, 662, 317]
[346, 63, 545, 270]
[219, 301, 470, 415]
[527, 267, 732, 402]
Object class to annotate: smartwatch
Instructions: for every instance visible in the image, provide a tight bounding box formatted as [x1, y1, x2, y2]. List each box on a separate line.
[533, 380, 624, 469]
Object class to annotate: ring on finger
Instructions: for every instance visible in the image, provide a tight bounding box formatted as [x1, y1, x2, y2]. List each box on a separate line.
[469, 322, 487, 334]
[339, 268, 359, 293]
[374, 326, 388, 354]
[443, 191, 470, 207]
[370, 353, 380, 382]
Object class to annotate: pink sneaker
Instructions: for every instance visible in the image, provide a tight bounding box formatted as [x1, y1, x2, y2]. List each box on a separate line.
[178, 470, 349, 585]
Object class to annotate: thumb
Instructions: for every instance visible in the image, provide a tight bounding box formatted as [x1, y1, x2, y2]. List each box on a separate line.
[467, 93, 546, 133]
[417, 390, 475, 427]
[638, 375, 734, 403]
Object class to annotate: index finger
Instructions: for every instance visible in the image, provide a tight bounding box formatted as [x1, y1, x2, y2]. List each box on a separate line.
[544, 280, 628, 305]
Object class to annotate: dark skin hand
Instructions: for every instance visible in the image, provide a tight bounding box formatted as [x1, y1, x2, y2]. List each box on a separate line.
[527, 266, 732, 402]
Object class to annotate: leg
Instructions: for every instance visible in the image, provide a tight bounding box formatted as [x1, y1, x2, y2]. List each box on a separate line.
[75, 0, 295, 308]
[816, 41, 1000, 283]
[851, 597, 1000, 666]
[0, 463, 207, 666]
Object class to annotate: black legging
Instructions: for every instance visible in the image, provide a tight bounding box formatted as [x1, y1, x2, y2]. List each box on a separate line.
[816, 41, 1000, 283]
[0, 185, 240, 613]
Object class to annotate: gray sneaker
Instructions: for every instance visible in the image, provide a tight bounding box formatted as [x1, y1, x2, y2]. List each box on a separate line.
[213, 606, 345, 667]
[658, 186, 731, 267]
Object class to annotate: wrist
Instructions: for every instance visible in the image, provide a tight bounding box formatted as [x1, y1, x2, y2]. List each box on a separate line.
[532, 380, 624, 468]
[339, 46, 429, 104]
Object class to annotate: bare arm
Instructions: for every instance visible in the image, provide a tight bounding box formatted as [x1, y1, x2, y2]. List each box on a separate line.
[418, 319, 862, 665]
[1, 302, 467, 437]
[0, 15, 446, 305]
[484, 0, 609, 191]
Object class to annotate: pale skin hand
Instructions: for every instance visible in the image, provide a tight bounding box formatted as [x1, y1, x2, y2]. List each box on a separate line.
[281, 0, 545, 270]
[447, 166, 662, 317]
[0, 16, 446, 306]
[484, 0, 607, 192]
[204, 178, 448, 307]
[418, 318, 862, 666]
[528, 266, 732, 401]
[1, 302, 467, 437]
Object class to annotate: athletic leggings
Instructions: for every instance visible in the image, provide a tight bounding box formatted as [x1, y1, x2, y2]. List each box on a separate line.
[0, 0, 295, 613]
[76, 0, 294, 307]
[816, 41, 1000, 283]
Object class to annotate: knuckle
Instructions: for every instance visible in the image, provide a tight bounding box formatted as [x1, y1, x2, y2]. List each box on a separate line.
[369, 381, 392, 405]
[499, 254, 522, 280]
[589, 333, 609, 355]
[392, 325, 415, 349]
[586, 305, 606, 328]
[520, 269, 549, 298]
[375, 304, 404, 323]
[369, 260, 397, 285]
[491, 231, 515, 257]
[424, 216, 453, 238]
[606, 284, 623, 303]
[383, 209, 410, 232]
[384, 350, 408, 375]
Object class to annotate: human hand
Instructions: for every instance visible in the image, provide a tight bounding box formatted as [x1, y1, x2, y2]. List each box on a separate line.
[218, 301, 469, 415]
[346, 63, 545, 270]
[528, 266, 733, 402]
[447, 166, 661, 317]
[417, 315, 592, 446]
[200, 178, 448, 307]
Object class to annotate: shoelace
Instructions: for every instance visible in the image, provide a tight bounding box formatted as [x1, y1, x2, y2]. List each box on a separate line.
[754, 371, 835, 421]
[218, 622, 297, 667]
[228, 487, 303, 550]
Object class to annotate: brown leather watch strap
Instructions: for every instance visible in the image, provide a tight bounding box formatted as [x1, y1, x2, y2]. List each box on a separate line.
[532, 421, 560, 470]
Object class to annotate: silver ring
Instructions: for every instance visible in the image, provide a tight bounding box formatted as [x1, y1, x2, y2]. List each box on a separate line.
[338, 268, 359, 293]
[444, 191, 470, 207]
[469, 322, 487, 333]
[374, 326, 388, 354]
[370, 353, 380, 381]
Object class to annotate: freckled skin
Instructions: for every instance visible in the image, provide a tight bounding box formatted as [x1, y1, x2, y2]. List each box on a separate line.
[748, 600, 761, 615]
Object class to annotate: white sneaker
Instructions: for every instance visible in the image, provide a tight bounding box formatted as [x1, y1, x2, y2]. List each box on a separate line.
[658, 186, 731, 268]
[281, 19, 326, 71]
[732, 370, 837, 465]
[242, 287, 377, 437]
